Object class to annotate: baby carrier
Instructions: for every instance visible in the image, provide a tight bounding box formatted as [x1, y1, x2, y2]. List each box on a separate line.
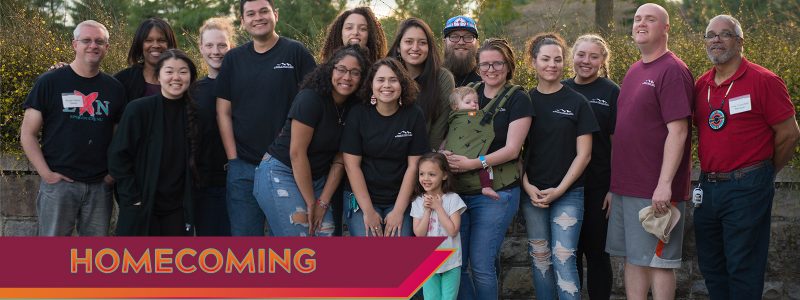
[445, 82, 524, 193]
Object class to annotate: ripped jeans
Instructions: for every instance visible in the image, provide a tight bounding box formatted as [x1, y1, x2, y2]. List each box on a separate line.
[521, 186, 584, 300]
[253, 155, 334, 237]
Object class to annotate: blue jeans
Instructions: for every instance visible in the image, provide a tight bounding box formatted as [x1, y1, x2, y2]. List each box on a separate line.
[193, 186, 230, 236]
[521, 186, 584, 300]
[343, 191, 412, 237]
[695, 163, 774, 300]
[36, 180, 112, 236]
[226, 158, 266, 236]
[457, 186, 520, 300]
[254, 156, 334, 237]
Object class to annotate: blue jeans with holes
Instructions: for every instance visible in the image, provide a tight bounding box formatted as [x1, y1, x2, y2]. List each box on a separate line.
[521, 186, 584, 300]
[695, 163, 774, 300]
[36, 180, 112, 236]
[254, 155, 333, 237]
[343, 191, 412, 237]
[226, 158, 266, 236]
[457, 186, 520, 300]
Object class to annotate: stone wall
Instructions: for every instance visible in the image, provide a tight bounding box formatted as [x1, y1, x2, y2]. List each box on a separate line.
[499, 168, 800, 300]
[2, 155, 798, 299]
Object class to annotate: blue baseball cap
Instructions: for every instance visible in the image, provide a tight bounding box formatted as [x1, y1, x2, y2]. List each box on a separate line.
[443, 15, 478, 38]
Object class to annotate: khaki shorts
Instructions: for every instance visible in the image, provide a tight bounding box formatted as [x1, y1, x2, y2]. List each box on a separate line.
[605, 193, 685, 268]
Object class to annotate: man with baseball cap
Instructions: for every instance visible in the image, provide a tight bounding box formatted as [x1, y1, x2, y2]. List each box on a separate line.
[443, 15, 481, 87]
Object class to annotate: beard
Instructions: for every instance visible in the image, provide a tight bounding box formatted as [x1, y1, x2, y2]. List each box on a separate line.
[443, 46, 477, 77]
[706, 46, 737, 65]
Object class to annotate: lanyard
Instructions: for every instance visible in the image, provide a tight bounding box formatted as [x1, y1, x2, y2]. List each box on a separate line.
[707, 80, 734, 111]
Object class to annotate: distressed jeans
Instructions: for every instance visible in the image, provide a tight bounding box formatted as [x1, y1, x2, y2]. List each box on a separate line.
[521, 186, 584, 300]
[254, 155, 334, 237]
[343, 191, 412, 237]
[458, 186, 520, 300]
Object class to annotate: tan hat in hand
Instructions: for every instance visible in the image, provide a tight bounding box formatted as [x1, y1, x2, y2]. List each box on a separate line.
[639, 205, 681, 243]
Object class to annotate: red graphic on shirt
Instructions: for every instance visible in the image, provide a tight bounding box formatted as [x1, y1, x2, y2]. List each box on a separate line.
[76, 91, 98, 116]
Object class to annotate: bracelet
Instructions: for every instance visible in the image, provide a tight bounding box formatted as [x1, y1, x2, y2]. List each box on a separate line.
[317, 198, 330, 209]
[479, 155, 489, 169]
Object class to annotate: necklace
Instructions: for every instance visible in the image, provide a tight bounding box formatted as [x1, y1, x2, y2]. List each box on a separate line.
[335, 103, 345, 125]
[706, 81, 734, 131]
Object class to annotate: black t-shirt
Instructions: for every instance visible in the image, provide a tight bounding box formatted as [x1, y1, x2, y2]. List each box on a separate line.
[476, 84, 534, 154]
[22, 66, 125, 182]
[340, 104, 430, 205]
[563, 77, 619, 189]
[155, 97, 187, 212]
[454, 70, 481, 87]
[268, 89, 353, 180]
[215, 37, 317, 164]
[193, 77, 227, 187]
[526, 86, 599, 190]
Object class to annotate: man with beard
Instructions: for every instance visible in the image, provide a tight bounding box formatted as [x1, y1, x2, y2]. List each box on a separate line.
[442, 16, 481, 87]
[693, 15, 799, 300]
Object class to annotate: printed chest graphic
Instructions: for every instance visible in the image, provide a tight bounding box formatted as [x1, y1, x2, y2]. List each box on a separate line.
[61, 91, 111, 120]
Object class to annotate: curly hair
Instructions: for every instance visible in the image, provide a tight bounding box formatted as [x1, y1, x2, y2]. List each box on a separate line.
[386, 18, 443, 126]
[126, 18, 177, 66]
[301, 45, 369, 100]
[359, 57, 419, 107]
[571, 33, 611, 78]
[477, 38, 516, 81]
[525, 32, 569, 66]
[320, 7, 387, 64]
[413, 151, 455, 197]
[155, 49, 200, 185]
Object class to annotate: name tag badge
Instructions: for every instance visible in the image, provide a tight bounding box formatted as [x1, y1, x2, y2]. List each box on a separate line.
[728, 95, 752, 115]
[61, 94, 83, 108]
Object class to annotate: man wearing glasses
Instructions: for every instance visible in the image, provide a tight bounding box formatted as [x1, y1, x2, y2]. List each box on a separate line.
[442, 16, 481, 87]
[693, 15, 799, 300]
[20, 20, 125, 236]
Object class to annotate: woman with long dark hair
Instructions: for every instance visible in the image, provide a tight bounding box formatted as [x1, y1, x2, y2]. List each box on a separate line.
[387, 18, 454, 149]
[108, 49, 199, 236]
[341, 57, 428, 237]
[521, 32, 599, 300]
[114, 18, 178, 104]
[253, 45, 369, 236]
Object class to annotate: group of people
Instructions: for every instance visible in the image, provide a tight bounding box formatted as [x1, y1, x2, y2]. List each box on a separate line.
[20, 0, 799, 299]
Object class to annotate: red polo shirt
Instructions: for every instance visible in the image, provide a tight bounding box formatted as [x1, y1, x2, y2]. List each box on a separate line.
[694, 57, 795, 172]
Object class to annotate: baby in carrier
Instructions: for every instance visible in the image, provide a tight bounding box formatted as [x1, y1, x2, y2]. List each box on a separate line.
[441, 87, 499, 200]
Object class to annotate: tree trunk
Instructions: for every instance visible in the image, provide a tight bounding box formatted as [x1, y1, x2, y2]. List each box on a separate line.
[595, 0, 614, 33]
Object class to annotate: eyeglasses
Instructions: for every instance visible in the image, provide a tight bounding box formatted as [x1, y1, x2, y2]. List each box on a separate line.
[333, 65, 362, 78]
[76, 38, 108, 46]
[478, 61, 506, 71]
[447, 34, 475, 43]
[703, 32, 739, 41]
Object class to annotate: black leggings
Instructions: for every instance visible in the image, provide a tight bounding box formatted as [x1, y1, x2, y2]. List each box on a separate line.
[149, 208, 187, 236]
[576, 185, 613, 299]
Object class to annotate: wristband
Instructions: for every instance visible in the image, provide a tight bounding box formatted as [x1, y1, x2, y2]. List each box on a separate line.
[479, 155, 489, 169]
[317, 198, 330, 209]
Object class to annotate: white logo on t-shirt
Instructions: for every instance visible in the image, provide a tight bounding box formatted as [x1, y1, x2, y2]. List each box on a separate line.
[274, 63, 295, 69]
[590, 98, 609, 106]
[553, 109, 574, 116]
[642, 79, 656, 87]
[394, 130, 413, 138]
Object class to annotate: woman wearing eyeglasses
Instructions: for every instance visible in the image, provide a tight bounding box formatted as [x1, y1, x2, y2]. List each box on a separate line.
[387, 18, 455, 150]
[444, 38, 533, 299]
[252, 46, 369, 237]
